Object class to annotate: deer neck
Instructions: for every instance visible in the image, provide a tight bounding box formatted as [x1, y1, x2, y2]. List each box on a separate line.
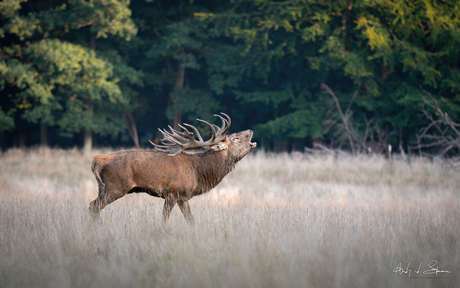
[193, 151, 238, 193]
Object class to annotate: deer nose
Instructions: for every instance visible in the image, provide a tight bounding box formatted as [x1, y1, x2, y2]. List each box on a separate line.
[249, 130, 253, 135]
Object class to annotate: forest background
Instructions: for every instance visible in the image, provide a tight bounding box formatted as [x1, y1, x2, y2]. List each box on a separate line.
[1, 0, 460, 157]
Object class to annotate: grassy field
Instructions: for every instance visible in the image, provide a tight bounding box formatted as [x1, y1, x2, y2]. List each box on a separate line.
[0, 148, 458, 288]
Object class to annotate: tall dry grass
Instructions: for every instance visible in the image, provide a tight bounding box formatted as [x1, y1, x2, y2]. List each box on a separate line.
[0, 148, 458, 288]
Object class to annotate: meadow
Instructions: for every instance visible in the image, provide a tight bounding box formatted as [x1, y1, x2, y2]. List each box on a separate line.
[0, 148, 458, 288]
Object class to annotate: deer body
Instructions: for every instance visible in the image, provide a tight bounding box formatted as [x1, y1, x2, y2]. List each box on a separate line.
[89, 115, 256, 223]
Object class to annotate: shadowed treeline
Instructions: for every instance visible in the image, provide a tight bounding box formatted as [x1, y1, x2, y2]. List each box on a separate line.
[1, 0, 460, 157]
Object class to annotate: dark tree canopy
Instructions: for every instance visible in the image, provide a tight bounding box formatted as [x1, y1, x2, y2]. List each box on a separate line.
[1, 0, 460, 156]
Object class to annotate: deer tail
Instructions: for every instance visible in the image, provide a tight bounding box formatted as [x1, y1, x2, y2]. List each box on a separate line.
[92, 158, 105, 195]
[91, 157, 97, 173]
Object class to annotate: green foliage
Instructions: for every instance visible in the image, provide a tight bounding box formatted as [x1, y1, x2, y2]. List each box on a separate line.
[165, 87, 219, 126]
[257, 109, 324, 139]
[0, 0, 27, 18]
[199, 0, 460, 150]
[68, 0, 137, 40]
[1, 0, 460, 153]
[0, 0, 142, 145]
[0, 107, 15, 131]
[26, 39, 123, 102]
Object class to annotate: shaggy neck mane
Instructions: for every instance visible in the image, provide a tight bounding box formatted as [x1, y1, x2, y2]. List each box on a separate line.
[192, 150, 239, 193]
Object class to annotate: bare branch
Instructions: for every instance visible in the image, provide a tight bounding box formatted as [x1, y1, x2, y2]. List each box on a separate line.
[321, 83, 356, 155]
[409, 88, 460, 159]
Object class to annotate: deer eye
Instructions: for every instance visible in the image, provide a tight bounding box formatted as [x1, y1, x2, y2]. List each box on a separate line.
[232, 137, 240, 142]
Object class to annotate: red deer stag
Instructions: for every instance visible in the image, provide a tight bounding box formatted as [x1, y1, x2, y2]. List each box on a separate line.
[89, 113, 256, 223]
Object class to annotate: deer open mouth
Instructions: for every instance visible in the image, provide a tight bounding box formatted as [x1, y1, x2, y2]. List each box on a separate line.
[248, 130, 256, 148]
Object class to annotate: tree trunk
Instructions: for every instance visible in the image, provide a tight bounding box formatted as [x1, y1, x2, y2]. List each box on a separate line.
[84, 98, 94, 156]
[124, 110, 140, 148]
[84, 32, 97, 156]
[274, 140, 288, 152]
[18, 130, 25, 149]
[173, 65, 185, 130]
[40, 121, 47, 147]
[84, 130, 92, 154]
[173, 111, 182, 131]
[90, 32, 96, 49]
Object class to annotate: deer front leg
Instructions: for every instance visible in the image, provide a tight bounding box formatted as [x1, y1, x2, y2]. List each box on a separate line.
[178, 200, 194, 224]
[162, 193, 178, 222]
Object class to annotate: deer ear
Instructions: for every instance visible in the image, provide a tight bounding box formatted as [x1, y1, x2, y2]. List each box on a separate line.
[211, 143, 228, 151]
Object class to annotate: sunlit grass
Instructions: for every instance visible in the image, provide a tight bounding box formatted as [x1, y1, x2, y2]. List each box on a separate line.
[0, 148, 458, 287]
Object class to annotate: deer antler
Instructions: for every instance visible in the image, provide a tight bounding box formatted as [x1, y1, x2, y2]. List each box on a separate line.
[150, 113, 231, 156]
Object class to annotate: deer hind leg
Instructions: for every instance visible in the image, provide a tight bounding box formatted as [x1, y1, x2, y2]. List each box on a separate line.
[162, 193, 179, 222]
[89, 194, 113, 214]
[178, 200, 194, 224]
[89, 169, 106, 214]
[89, 187, 126, 215]
[89, 171, 125, 215]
